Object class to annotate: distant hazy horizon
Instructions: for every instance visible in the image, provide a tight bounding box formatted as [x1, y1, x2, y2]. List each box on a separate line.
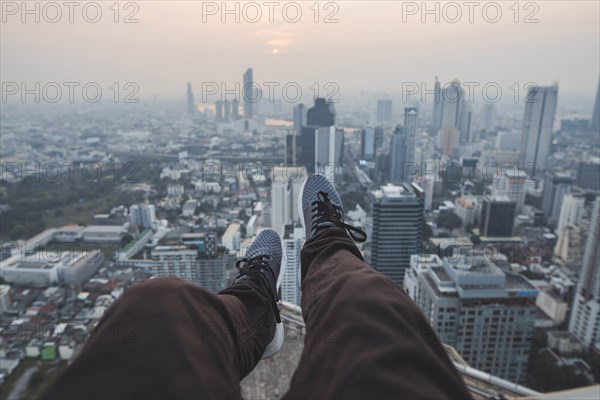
[2, 1, 599, 102]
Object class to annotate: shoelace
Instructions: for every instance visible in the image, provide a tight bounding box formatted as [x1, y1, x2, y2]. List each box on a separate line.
[311, 191, 367, 242]
[235, 255, 281, 323]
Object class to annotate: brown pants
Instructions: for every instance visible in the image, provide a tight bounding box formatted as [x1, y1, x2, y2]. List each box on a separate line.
[45, 228, 472, 399]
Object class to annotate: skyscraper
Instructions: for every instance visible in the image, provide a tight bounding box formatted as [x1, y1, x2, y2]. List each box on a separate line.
[542, 171, 574, 227]
[590, 78, 600, 133]
[243, 68, 255, 119]
[457, 101, 472, 144]
[315, 126, 344, 174]
[286, 103, 307, 166]
[296, 126, 316, 170]
[479, 195, 516, 237]
[438, 80, 465, 157]
[198, 258, 226, 293]
[215, 100, 223, 122]
[270, 166, 307, 236]
[482, 103, 496, 132]
[371, 183, 424, 284]
[492, 169, 528, 214]
[129, 203, 156, 230]
[376, 99, 392, 123]
[438, 127, 459, 157]
[270, 176, 289, 237]
[281, 225, 305, 306]
[440, 80, 463, 131]
[232, 99, 240, 119]
[285, 131, 297, 166]
[150, 246, 199, 284]
[374, 126, 384, 154]
[186, 82, 195, 115]
[361, 127, 375, 161]
[431, 77, 442, 134]
[149, 246, 225, 293]
[293, 103, 306, 133]
[223, 99, 231, 122]
[577, 157, 600, 190]
[390, 108, 418, 183]
[556, 193, 585, 236]
[518, 84, 558, 171]
[554, 225, 585, 266]
[569, 197, 600, 349]
[306, 98, 335, 126]
[405, 254, 539, 384]
[294, 98, 342, 175]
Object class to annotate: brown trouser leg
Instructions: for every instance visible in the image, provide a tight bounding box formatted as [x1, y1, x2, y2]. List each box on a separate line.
[284, 227, 473, 400]
[46, 228, 473, 399]
[44, 277, 275, 399]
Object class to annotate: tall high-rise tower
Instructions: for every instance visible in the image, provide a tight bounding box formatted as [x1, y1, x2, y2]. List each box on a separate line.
[390, 108, 418, 183]
[577, 158, 600, 190]
[542, 171, 574, 227]
[457, 101, 472, 144]
[187, 82, 195, 114]
[518, 84, 558, 171]
[215, 100, 223, 122]
[431, 77, 442, 134]
[281, 225, 305, 306]
[438, 80, 465, 157]
[374, 126, 384, 154]
[569, 197, 600, 349]
[440, 81, 462, 130]
[479, 195, 516, 237]
[361, 127, 375, 161]
[306, 98, 335, 127]
[405, 255, 538, 383]
[371, 183, 424, 284]
[556, 193, 585, 236]
[270, 167, 307, 236]
[295, 98, 342, 176]
[293, 103, 306, 133]
[492, 170, 528, 214]
[223, 99, 231, 122]
[286, 103, 306, 166]
[482, 103, 496, 132]
[243, 68, 255, 119]
[376, 99, 393, 123]
[270, 176, 290, 237]
[232, 99, 240, 119]
[590, 78, 600, 133]
[129, 203, 156, 230]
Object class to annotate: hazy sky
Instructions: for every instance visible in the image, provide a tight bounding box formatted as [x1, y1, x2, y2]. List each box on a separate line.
[2, 1, 599, 102]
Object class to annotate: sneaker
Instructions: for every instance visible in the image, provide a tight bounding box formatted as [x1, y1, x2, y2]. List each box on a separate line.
[297, 173, 367, 242]
[233, 228, 285, 359]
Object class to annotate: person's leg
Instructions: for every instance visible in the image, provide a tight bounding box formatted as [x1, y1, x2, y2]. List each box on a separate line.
[284, 174, 472, 399]
[44, 277, 275, 399]
[45, 229, 285, 399]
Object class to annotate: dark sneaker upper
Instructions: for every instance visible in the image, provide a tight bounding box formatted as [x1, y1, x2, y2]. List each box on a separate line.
[233, 228, 282, 323]
[298, 174, 367, 242]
